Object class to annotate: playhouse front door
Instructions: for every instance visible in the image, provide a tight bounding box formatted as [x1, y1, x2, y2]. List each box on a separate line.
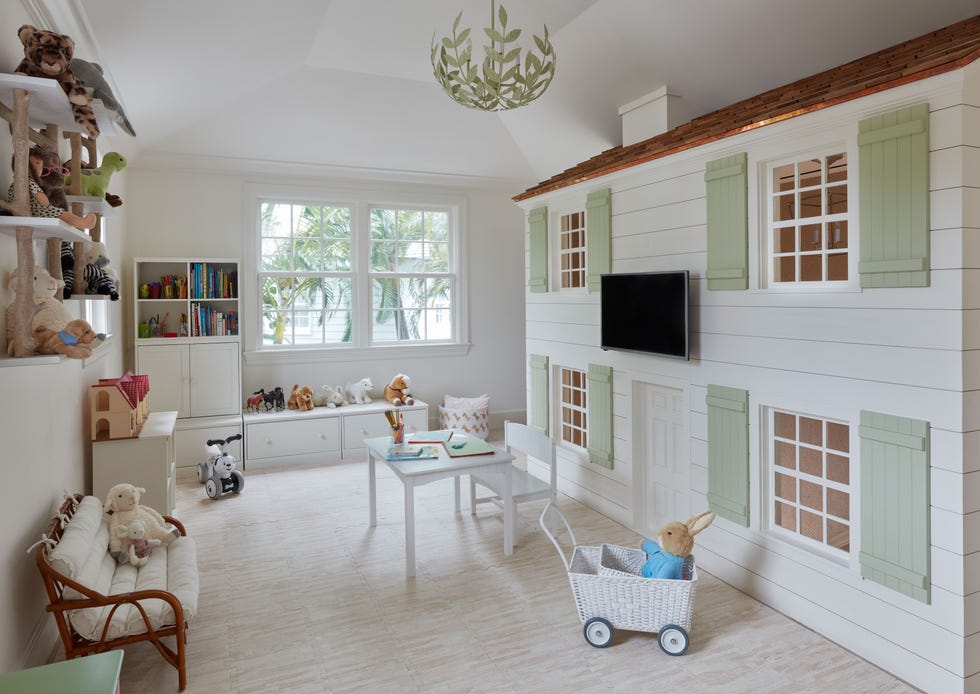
[636, 382, 690, 536]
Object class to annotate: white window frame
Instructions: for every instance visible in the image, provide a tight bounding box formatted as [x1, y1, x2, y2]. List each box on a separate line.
[762, 404, 853, 565]
[243, 184, 469, 365]
[760, 144, 858, 290]
[551, 207, 587, 291]
[554, 364, 588, 452]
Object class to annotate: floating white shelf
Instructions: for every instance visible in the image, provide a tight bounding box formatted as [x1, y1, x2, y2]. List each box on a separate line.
[0, 217, 93, 242]
[0, 73, 118, 135]
[65, 195, 118, 218]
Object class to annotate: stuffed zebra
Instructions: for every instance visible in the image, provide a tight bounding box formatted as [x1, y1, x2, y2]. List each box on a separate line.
[82, 259, 118, 300]
[60, 241, 74, 297]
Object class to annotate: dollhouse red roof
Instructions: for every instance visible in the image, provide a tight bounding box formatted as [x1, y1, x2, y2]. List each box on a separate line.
[514, 14, 980, 202]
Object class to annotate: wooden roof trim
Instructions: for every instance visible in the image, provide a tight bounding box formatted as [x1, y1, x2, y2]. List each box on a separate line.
[514, 17, 980, 202]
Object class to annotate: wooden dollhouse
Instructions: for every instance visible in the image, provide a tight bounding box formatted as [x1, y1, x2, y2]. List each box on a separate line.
[90, 371, 149, 441]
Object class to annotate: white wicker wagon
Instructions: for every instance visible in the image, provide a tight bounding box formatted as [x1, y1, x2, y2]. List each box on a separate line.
[540, 502, 698, 655]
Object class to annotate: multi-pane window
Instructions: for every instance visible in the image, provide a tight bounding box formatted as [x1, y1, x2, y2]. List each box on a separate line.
[770, 409, 851, 554]
[559, 366, 588, 448]
[370, 208, 453, 343]
[255, 197, 458, 350]
[558, 211, 586, 289]
[259, 202, 353, 347]
[769, 152, 849, 284]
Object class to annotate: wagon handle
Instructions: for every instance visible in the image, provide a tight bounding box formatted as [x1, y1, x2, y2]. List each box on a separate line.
[539, 501, 577, 572]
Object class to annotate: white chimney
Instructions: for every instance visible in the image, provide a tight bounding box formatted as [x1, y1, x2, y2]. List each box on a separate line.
[618, 86, 692, 147]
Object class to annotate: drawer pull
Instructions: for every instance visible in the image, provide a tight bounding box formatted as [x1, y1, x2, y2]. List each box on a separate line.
[319, 433, 327, 440]
[265, 438, 272, 445]
[360, 428, 369, 436]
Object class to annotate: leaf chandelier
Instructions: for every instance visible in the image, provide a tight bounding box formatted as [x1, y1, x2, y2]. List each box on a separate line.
[431, 1, 557, 112]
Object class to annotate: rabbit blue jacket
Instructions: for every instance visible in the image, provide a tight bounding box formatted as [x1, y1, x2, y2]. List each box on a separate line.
[641, 539, 684, 580]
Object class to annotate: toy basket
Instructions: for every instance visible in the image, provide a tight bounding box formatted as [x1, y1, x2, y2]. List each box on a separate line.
[439, 405, 490, 439]
[541, 502, 699, 654]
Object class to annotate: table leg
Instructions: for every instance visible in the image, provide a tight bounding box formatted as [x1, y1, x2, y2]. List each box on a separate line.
[503, 464, 513, 556]
[368, 452, 377, 527]
[404, 478, 416, 577]
[454, 476, 461, 513]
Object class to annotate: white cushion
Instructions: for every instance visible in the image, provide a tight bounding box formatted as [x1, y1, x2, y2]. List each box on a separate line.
[48, 496, 107, 579]
[47, 496, 199, 641]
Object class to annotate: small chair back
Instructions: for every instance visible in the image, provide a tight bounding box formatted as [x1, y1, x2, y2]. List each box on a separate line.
[504, 420, 557, 491]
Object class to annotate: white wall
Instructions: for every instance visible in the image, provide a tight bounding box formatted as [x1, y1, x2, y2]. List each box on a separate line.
[519, 63, 979, 693]
[120, 161, 528, 428]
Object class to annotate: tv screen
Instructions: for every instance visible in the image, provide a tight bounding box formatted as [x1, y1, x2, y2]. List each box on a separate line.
[600, 271, 689, 359]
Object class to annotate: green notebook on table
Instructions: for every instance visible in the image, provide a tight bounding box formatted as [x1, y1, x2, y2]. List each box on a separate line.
[444, 438, 495, 457]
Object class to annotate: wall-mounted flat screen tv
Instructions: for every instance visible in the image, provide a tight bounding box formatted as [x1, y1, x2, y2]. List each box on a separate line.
[600, 270, 689, 360]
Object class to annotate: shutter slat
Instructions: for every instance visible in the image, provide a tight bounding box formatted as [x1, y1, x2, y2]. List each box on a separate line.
[705, 153, 748, 291]
[586, 189, 611, 293]
[528, 207, 549, 293]
[858, 103, 930, 288]
[587, 363, 613, 468]
[859, 410, 930, 603]
[706, 384, 749, 526]
[529, 354, 549, 435]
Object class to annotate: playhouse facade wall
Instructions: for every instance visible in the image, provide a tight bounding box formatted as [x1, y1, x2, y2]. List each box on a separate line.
[518, 62, 980, 693]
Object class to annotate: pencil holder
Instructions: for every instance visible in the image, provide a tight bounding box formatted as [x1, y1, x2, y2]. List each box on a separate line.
[393, 425, 404, 444]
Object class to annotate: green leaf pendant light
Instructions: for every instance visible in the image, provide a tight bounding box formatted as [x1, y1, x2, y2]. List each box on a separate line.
[431, 0, 557, 111]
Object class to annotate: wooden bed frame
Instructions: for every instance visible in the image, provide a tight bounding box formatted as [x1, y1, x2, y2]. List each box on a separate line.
[33, 494, 192, 691]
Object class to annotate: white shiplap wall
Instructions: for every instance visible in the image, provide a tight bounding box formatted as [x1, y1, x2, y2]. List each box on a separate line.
[520, 60, 980, 693]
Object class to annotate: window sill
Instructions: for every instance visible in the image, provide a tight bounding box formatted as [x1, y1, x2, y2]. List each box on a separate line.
[244, 342, 472, 366]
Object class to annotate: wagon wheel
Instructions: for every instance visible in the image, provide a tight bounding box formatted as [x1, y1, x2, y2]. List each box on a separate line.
[583, 617, 614, 648]
[658, 624, 689, 656]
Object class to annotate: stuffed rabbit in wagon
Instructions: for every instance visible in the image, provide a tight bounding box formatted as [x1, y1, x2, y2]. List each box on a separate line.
[641, 510, 715, 580]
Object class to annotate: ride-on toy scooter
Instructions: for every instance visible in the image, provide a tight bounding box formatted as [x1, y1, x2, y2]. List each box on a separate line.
[198, 434, 244, 499]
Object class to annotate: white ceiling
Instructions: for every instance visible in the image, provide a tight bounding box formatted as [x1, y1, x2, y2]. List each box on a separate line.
[23, 0, 980, 189]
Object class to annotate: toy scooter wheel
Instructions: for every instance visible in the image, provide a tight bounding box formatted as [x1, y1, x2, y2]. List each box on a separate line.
[205, 478, 220, 499]
[231, 470, 245, 493]
[658, 624, 689, 656]
[583, 617, 614, 648]
[197, 462, 208, 484]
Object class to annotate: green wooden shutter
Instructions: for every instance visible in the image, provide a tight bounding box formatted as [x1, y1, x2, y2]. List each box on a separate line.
[859, 411, 930, 603]
[858, 103, 930, 288]
[528, 206, 549, 293]
[587, 363, 613, 468]
[529, 354, 549, 435]
[705, 153, 748, 290]
[706, 385, 749, 526]
[585, 189, 611, 293]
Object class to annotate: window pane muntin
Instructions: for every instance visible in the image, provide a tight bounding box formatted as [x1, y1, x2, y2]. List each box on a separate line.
[558, 210, 586, 290]
[770, 408, 851, 556]
[558, 366, 588, 450]
[768, 151, 848, 286]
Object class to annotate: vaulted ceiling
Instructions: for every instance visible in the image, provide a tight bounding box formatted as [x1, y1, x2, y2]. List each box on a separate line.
[11, 1, 980, 190]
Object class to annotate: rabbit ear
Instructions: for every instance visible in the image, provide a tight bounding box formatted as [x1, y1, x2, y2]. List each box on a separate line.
[687, 510, 716, 536]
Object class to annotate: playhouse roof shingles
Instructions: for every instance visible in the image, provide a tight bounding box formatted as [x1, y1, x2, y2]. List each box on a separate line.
[514, 14, 980, 202]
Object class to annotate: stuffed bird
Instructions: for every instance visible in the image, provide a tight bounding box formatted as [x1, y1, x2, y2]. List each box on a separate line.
[70, 58, 136, 136]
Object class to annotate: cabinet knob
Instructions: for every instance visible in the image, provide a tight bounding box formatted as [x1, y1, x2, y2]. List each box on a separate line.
[265, 438, 272, 445]
[319, 433, 327, 440]
[360, 428, 369, 436]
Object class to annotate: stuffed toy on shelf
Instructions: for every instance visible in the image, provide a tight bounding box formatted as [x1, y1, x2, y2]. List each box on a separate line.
[384, 373, 415, 406]
[103, 483, 179, 564]
[6, 146, 97, 230]
[313, 384, 346, 408]
[14, 24, 99, 138]
[287, 384, 315, 412]
[65, 151, 127, 199]
[76, 241, 120, 300]
[345, 377, 374, 405]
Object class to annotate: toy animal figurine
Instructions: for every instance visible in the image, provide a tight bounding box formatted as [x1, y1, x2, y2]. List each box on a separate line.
[7, 146, 97, 230]
[313, 384, 346, 408]
[273, 386, 286, 411]
[245, 393, 264, 413]
[14, 25, 99, 137]
[384, 373, 415, 406]
[77, 241, 120, 300]
[197, 434, 245, 499]
[117, 520, 160, 567]
[287, 384, 315, 412]
[65, 151, 128, 198]
[346, 377, 375, 405]
[70, 58, 136, 136]
[641, 510, 715, 580]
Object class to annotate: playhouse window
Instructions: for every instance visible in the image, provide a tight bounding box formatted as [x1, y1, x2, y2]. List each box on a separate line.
[768, 408, 851, 555]
[767, 152, 850, 286]
[558, 366, 588, 449]
[557, 210, 587, 290]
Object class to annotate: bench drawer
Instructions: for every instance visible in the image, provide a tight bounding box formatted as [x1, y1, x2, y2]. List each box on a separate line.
[343, 409, 428, 448]
[247, 417, 341, 460]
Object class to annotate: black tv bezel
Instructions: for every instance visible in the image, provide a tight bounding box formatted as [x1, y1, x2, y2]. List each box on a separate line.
[599, 270, 690, 360]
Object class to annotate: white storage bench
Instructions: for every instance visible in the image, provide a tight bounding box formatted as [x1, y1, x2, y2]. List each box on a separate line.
[33, 494, 199, 691]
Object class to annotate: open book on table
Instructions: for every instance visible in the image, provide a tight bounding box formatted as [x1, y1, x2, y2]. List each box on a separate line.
[386, 444, 441, 461]
[443, 438, 495, 457]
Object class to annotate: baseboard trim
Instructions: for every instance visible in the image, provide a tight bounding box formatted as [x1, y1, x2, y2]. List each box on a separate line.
[22, 613, 58, 669]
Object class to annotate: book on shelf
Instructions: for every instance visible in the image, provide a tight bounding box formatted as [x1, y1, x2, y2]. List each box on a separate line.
[443, 438, 495, 457]
[386, 444, 440, 461]
[409, 430, 454, 443]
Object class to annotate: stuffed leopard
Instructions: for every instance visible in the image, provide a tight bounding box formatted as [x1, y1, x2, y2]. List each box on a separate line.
[15, 25, 99, 138]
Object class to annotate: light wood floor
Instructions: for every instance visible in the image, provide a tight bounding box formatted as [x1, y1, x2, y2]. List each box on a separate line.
[107, 444, 919, 693]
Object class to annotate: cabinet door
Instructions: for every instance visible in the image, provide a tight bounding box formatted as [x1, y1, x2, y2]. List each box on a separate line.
[189, 342, 241, 417]
[137, 345, 190, 417]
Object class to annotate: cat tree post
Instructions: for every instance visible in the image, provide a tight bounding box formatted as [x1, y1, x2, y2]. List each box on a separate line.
[41, 124, 64, 296]
[9, 88, 37, 357]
